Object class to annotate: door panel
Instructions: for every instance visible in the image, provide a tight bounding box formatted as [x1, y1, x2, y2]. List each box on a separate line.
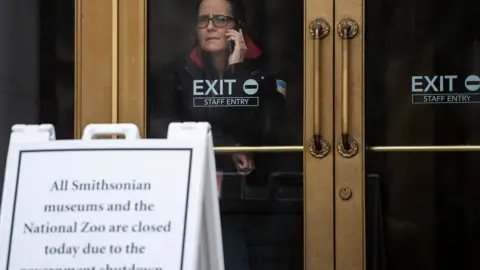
[118, 0, 146, 138]
[306, 0, 335, 269]
[118, 0, 335, 269]
[334, 0, 364, 269]
[341, 0, 480, 269]
[75, 0, 118, 137]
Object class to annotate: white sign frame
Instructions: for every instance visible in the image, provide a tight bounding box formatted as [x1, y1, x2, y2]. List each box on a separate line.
[0, 122, 224, 270]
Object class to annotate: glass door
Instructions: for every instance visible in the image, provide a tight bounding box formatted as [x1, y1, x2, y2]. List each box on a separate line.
[117, 0, 335, 269]
[336, 0, 480, 269]
[0, 0, 115, 200]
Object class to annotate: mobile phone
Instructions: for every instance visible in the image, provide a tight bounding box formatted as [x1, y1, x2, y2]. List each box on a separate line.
[228, 27, 242, 54]
[228, 40, 235, 54]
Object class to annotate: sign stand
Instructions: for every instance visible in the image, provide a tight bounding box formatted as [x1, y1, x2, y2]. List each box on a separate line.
[0, 122, 224, 270]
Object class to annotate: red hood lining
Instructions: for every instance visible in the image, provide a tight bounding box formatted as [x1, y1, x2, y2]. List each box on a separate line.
[190, 35, 262, 68]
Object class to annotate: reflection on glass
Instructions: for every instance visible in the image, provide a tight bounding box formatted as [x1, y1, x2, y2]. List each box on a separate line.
[146, 0, 303, 268]
[366, 0, 480, 269]
[0, 0, 74, 199]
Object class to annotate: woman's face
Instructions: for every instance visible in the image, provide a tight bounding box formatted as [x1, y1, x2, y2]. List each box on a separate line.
[197, 0, 236, 53]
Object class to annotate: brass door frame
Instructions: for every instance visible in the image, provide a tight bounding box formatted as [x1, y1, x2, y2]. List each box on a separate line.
[333, 0, 365, 269]
[74, 0, 119, 137]
[117, 0, 335, 268]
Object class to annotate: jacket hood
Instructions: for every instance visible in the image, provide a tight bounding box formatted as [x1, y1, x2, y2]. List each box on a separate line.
[189, 35, 262, 68]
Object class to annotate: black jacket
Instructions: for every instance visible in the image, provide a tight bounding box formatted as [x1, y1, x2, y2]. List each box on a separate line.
[147, 53, 287, 149]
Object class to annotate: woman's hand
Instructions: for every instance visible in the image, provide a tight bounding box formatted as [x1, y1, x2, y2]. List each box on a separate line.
[226, 29, 248, 65]
[232, 153, 255, 175]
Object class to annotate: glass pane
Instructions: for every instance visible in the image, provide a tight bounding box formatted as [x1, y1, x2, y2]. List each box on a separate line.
[146, 0, 304, 268]
[0, 0, 74, 197]
[365, 0, 480, 269]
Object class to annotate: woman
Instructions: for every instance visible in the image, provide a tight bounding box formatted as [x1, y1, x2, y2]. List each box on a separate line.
[148, 0, 286, 175]
[148, 2, 286, 267]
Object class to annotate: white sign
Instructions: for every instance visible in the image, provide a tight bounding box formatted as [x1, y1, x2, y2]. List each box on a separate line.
[411, 74, 480, 104]
[0, 123, 224, 270]
[242, 79, 259, 95]
[193, 79, 236, 96]
[192, 79, 259, 107]
[411, 75, 457, 92]
[465, 75, 480, 91]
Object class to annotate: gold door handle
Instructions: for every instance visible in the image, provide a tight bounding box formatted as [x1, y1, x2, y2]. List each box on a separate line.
[337, 18, 359, 158]
[308, 18, 331, 159]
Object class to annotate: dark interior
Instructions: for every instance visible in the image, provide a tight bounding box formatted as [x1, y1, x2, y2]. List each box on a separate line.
[0, 0, 74, 203]
[39, 0, 75, 140]
[365, 0, 480, 269]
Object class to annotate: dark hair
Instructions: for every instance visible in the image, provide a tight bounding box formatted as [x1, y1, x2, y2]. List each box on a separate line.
[195, 0, 247, 77]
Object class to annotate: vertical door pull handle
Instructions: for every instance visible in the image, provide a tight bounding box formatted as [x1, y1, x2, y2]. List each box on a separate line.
[337, 18, 359, 158]
[309, 18, 331, 159]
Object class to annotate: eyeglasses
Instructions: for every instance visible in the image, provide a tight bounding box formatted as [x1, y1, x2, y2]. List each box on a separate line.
[197, 15, 235, 28]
